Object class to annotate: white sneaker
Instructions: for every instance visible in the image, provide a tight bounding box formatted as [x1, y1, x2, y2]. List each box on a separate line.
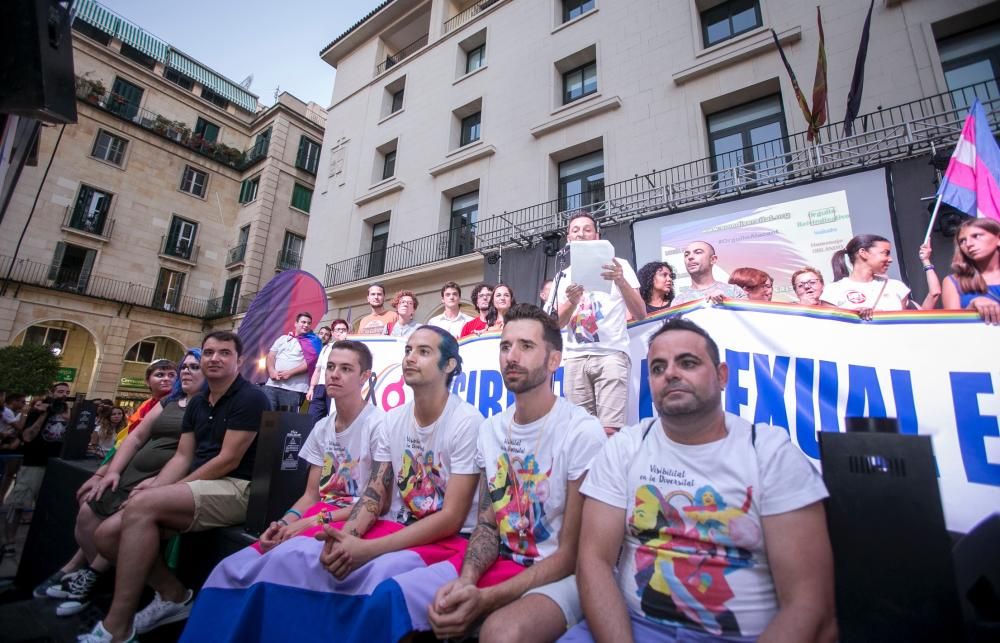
[57, 599, 89, 616]
[44, 569, 84, 599]
[76, 620, 136, 642]
[133, 588, 194, 634]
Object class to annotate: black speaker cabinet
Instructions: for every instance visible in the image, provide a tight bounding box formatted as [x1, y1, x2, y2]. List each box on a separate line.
[245, 411, 316, 536]
[819, 431, 965, 642]
[0, 0, 78, 123]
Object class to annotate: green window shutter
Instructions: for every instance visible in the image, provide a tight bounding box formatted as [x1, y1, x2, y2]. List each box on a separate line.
[296, 137, 307, 168]
[78, 249, 97, 291]
[48, 242, 66, 281]
[291, 184, 312, 212]
[71, 186, 91, 228]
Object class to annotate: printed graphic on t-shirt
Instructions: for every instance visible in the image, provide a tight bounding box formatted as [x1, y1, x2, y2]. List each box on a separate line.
[489, 451, 554, 565]
[397, 439, 445, 521]
[845, 290, 867, 304]
[569, 293, 603, 343]
[41, 417, 67, 442]
[319, 445, 360, 507]
[629, 471, 760, 636]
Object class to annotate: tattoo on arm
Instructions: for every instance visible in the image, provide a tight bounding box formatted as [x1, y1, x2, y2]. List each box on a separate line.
[344, 462, 390, 536]
[460, 475, 499, 581]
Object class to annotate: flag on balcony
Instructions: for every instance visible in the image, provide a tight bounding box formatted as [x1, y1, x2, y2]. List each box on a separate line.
[844, 0, 875, 136]
[770, 7, 827, 142]
[937, 100, 1000, 222]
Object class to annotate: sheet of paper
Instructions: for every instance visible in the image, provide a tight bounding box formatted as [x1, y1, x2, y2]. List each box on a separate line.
[571, 240, 615, 294]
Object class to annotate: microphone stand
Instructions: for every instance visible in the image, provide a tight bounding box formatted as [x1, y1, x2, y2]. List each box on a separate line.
[546, 245, 570, 317]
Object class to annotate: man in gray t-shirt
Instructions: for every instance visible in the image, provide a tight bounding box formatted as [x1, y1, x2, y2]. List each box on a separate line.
[672, 240, 747, 305]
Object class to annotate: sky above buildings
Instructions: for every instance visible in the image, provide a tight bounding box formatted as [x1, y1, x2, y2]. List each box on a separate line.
[96, 0, 383, 108]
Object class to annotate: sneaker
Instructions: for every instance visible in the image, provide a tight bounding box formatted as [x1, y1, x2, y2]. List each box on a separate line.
[35, 569, 77, 599]
[53, 568, 100, 616]
[57, 599, 90, 617]
[133, 588, 194, 634]
[77, 621, 136, 643]
[47, 567, 95, 599]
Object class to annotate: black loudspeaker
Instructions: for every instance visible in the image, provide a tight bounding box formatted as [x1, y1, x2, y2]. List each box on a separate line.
[245, 411, 316, 536]
[0, 0, 78, 123]
[819, 431, 965, 642]
[953, 513, 1000, 641]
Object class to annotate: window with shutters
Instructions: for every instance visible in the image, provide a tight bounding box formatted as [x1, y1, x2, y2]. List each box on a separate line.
[109, 77, 144, 120]
[296, 136, 321, 174]
[222, 276, 242, 315]
[180, 166, 208, 197]
[68, 185, 112, 235]
[91, 130, 128, 166]
[278, 232, 305, 271]
[164, 216, 198, 260]
[48, 242, 97, 293]
[239, 176, 260, 204]
[153, 268, 186, 311]
[194, 118, 220, 143]
[291, 183, 313, 213]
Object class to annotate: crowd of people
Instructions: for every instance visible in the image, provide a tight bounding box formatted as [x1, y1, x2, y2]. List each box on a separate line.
[0, 212, 993, 643]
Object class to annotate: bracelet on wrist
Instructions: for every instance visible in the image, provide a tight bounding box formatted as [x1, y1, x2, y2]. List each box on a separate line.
[923, 264, 935, 271]
[277, 518, 289, 527]
[284, 508, 302, 520]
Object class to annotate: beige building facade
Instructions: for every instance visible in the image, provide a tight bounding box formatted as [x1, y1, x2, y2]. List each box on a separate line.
[303, 0, 1000, 323]
[0, 0, 325, 405]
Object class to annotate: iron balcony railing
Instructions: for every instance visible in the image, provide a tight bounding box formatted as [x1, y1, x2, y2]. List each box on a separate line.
[324, 224, 476, 288]
[62, 205, 114, 240]
[159, 235, 199, 263]
[443, 0, 501, 34]
[375, 33, 429, 76]
[277, 250, 302, 271]
[226, 243, 247, 266]
[76, 80, 269, 171]
[475, 80, 1000, 249]
[0, 255, 209, 318]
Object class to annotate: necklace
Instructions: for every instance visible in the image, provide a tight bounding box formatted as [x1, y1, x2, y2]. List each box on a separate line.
[503, 400, 555, 539]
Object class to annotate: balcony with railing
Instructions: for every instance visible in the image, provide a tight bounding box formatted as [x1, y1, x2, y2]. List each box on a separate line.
[159, 235, 199, 264]
[375, 33, 429, 76]
[75, 78, 268, 171]
[61, 205, 114, 241]
[276, 249, 302, 272]
[226, 243, 247, 267]
[443, 0, 502, 34]
[0, 255, 209, 318]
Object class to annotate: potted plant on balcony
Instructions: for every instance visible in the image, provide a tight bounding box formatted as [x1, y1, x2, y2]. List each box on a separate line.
[75, 77, 106, 104]
[152, 115, 172, 135]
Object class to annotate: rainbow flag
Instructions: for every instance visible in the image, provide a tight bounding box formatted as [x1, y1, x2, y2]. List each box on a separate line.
[938, 99, 1000, 222]
[181, 502, 524, 642]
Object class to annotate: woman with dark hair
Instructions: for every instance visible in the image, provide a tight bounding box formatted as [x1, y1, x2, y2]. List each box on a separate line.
[485, 283, 515, 332]
[942, 218, 1000, 324]
[728, 267, 773, 302]
[637, 261, 676, 313]
[44, 350, 206, 617]
[822, 234, 911, 318]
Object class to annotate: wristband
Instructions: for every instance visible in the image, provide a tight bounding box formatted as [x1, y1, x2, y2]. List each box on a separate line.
[284, 508, 302, 520]
[93, 473, 104, 478]
[277, 518, 289, 527]
[923, 264, 935, 271]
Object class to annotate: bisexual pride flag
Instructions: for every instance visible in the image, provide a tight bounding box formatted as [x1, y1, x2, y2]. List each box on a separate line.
[181, 502, 524, 642]
[937, 99, 1000, 222]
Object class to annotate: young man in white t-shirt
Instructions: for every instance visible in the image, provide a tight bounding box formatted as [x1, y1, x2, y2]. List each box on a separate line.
[566, 317, 836, 643]
[428, 281, 473, 338]
[258, 339, 385, 551]
[316, 325, 480, 578]
[428, 304, 605, 641]
[554, 212, 647, 436]
[306, 319, 349, 423]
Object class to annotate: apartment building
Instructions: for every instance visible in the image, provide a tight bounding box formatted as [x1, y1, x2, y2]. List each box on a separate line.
[0, 0, 325, 405]
[303, 0, 1000, 323]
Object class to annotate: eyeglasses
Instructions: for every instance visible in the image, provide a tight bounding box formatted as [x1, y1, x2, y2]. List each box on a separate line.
[794, 279, 821, 290]
[180, 363, 201, 372]
[333, 328, 348, 334]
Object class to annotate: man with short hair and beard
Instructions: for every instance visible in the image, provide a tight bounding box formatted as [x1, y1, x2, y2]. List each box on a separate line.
[428, 304, 605, 642]
[460, 283, 494, 338]
[566, 318, 836, 643]
[672, 241, 747, 305]
[358, 283, 399, 335]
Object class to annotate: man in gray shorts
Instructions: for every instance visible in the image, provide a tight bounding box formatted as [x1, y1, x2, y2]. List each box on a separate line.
[428, 304, 606, 641]
[81, 330, 269, 643]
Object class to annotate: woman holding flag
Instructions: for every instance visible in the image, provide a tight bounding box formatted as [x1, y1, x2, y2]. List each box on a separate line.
[942, 218, 1000, 324]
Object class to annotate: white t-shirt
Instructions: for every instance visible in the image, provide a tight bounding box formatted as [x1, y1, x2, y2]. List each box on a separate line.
[822, 277, 910, 311]
[299, 404, 385, 509]
[1, 407, 21, 434]
[313, 343, 333, 388]
[266, 335, 311, 393]
[556, 256, 640, 357]
[428, 311, 473, 338]
[374, 394, 481, 532]
[389, 319, 420, 337]
[672, 281, 748, 305]
[581, 413, 828, 638]
[477, 397, 605, 565]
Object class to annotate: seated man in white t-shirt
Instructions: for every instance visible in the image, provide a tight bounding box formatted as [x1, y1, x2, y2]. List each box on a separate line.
[428, 304, 606, 641]
[554, 212, 647, 436]
[566, 317, 836, 643]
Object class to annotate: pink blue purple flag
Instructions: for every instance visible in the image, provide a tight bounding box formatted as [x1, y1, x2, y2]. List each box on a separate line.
[937, 99, 1000, 222]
